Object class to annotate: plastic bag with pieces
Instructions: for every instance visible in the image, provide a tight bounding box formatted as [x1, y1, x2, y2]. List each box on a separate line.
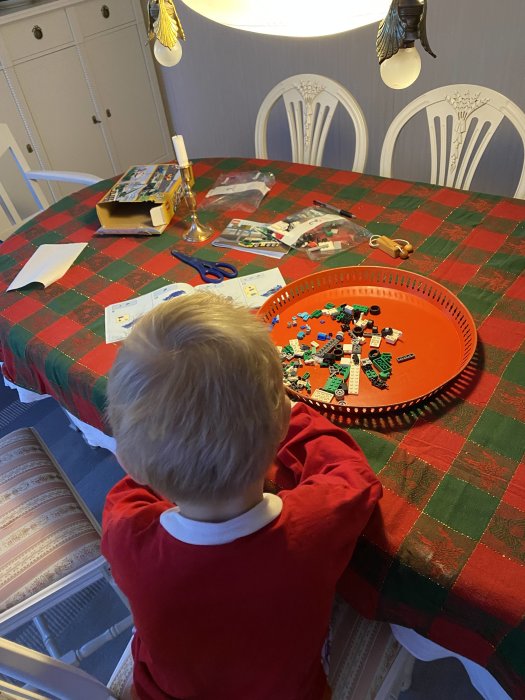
[200, 171, 276, 213]
[269, 207, 371, 261]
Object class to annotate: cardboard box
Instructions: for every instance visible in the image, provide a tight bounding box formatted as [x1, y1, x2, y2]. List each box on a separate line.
[95, 164, 193, 235]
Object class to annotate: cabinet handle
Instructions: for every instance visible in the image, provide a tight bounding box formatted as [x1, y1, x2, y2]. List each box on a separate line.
[106, 108, 112, 118]
[92, 115, 102, 124]
[32, 25, 43, 40]
[26, 144, 34, 153]
[101, 5, 110, 18]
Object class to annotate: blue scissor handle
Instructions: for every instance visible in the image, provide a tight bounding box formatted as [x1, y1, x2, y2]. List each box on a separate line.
[171, 250, 238, 284]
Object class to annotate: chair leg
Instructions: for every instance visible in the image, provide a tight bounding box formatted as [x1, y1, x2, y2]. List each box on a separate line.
[33, 614, 61, 658]
[60, 614, 133, 665]
[375, 648, 416, 700]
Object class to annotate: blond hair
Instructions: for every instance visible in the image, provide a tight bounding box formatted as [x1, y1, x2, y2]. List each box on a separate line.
[106, 293, 287, 502]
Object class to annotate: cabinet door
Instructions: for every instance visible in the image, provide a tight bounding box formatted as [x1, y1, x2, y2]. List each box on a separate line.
[14, 46, 114, 190]
[83, 25, 167, 170]
[0, 70, 52, 224]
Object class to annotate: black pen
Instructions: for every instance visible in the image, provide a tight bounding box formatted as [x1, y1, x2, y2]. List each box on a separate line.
[313, 200, 356, 219]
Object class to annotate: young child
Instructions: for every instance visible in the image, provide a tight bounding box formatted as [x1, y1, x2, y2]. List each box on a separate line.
[102, 293, 382, 700]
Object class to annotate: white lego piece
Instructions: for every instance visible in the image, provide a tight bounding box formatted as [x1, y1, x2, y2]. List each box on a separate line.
[318, 241, 342, 251]
[339, 357, 351, 365]
[347, 362, 360, 395]
[289, 338, 301, 354]
[311, 388, 334, 403]
[343, 343, 352, 355]
[327, 308, 339, 317]
[370, 334, 382, 348]
[385, 330, 402, 345]
[276, 346, 282, 353]
[344, 305, 353, 314]
[310, 340, 320, 349]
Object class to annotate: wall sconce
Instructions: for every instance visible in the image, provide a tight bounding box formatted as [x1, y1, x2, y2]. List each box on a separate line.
[179, 1, 392, 37]
[147, 0, 186, 67]
[377, 0, 435, 89]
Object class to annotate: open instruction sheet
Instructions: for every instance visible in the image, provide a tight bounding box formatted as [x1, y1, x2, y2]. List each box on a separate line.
[104, 268, 285, 343]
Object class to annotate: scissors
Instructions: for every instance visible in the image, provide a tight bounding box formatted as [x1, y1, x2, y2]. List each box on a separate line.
[171, 250, 238, 284]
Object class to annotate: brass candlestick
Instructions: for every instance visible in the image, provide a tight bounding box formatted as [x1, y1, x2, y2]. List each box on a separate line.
[180, 162, 214, 243]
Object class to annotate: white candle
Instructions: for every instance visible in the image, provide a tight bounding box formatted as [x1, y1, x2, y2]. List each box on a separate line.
[172, 134, 189, 167]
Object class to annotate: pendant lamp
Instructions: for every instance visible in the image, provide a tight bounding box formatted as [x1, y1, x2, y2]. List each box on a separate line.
[180, 0, 393, 37]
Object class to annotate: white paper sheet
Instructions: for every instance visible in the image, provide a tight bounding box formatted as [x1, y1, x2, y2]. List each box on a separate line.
[7, 243, 88, 291]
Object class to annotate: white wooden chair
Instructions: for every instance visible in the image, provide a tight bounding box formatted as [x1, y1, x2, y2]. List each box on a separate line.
[0, 123, 102, 241]
[379, 84, 525, 198]
[0, 428, 132, 665]
[0, 636, 133, 700]
[255, 74, 368, 171]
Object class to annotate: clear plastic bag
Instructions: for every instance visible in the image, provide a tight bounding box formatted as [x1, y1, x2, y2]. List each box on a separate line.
[200, 171, 275, 213]
[269, 207, 371, 260]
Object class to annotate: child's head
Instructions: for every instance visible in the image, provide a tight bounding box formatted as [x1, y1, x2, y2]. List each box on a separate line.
[106, 293, 289, 503]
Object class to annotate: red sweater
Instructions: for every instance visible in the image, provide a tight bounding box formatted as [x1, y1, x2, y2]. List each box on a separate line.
[102, 404, 382, 700]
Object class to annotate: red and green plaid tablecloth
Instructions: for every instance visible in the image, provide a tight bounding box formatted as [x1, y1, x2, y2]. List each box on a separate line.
[1, 158, 524, 696]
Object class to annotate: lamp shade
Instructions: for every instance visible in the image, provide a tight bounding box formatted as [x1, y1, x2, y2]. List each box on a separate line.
[180, 0, 392, 37]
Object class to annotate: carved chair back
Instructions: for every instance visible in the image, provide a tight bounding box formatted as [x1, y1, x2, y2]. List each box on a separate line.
[255, 74, 368, 171]
[379, 84, 525, 197]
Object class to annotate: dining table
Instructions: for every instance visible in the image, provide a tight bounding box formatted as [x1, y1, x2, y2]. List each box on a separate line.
[0, 157, 524, 698]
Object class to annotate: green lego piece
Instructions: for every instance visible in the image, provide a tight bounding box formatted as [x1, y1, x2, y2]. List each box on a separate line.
[338, 365, 350, 381]
[353, 304, 369, 314]
[282, 344, 294, 355]
[310, 310, 323, 318]
[302, 372, 311, 380]
[323, 376, 343, 393]
[303, 350, 313, 360]
[325, 302, 335, 309]
[371, 352, 392, 378]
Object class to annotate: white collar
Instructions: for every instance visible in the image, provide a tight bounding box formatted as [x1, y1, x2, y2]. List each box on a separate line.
[159, 493, 283, 545]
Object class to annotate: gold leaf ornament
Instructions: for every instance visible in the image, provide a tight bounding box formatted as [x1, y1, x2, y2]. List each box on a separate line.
[153, 0, 185, 49]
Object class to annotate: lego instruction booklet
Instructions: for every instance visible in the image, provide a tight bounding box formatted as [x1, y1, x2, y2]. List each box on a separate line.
[104, 268, 286, 343]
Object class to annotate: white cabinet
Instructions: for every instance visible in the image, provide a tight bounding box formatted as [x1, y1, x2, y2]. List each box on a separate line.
[82, 24, 167, 170]
[0, 0, 172, 202]
[14, 47, 114, 178]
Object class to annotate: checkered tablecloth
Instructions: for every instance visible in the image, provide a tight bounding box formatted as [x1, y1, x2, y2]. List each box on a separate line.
[0, 158, 524, 696]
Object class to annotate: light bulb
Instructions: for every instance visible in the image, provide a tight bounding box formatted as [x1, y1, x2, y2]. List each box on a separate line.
[380, 47, 421, 89]
[153, 38, 183, 67]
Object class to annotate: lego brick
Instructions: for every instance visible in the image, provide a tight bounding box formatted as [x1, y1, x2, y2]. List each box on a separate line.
[347, 361, 360, 395]
[311, 389, 334, 403]
[397, 353, 416, 363]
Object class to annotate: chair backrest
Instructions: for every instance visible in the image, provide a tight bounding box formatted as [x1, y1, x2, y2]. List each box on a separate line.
[0, 123, 49, 238]
[379, 84, 525, 198]
[0, 637, 115, 700]
[255, 74, 368, 171]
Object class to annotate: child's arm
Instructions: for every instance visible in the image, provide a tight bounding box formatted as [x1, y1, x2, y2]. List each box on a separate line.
[276, 402, 380, 494]
[102, 476, 170, 535]
[275, 403, 382, 571]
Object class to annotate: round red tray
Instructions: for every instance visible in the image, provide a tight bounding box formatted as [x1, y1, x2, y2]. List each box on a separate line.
[258, 266, 477, 416]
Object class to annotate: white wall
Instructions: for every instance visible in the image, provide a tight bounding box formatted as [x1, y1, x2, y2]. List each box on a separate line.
[153, 0, 525, 198]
